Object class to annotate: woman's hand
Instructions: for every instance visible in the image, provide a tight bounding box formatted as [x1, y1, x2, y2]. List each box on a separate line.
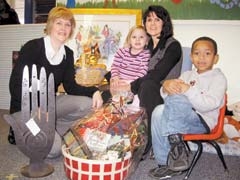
[92, 90, 103, 109]
[162, 79, 184, 95]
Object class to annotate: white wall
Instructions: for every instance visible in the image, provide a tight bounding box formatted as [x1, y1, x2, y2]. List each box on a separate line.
[0, 20, 240, 109]
[0, 24, 45, 109]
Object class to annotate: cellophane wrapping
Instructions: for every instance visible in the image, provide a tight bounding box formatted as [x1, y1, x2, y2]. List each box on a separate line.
[63, 101, 148, 178]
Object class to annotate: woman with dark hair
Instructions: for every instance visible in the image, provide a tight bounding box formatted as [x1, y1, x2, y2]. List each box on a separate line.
[111, 5, 183, 157]
[0, 0, 20, 25]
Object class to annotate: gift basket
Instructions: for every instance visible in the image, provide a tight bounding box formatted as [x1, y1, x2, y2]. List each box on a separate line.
[75, 51, 107, 87]
[62, 145, 131, 180]
[75, 66, 107, 87]
[62, 100, 147, 180]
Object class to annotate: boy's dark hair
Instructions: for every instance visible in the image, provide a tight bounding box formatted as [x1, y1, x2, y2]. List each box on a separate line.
[191, 36, 218, 55]
[142, 5, 173, 39]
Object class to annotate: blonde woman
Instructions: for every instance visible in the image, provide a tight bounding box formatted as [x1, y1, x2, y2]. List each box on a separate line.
[8, 7, 106, 157]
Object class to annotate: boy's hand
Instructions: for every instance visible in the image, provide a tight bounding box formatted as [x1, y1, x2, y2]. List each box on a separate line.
[179, 82, 190, 93]
[163, 79, 184, 95]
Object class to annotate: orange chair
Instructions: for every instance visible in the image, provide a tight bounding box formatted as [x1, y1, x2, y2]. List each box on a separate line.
[183, 95, 228, 179]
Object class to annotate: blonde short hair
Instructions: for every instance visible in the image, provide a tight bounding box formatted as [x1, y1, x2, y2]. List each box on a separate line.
[124, 25, 148, 48]
[44, 6, 76, 39]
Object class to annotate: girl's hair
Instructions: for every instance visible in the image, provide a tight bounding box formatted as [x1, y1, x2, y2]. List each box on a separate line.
[142, 5, 173, 39]
[44, 7, 76, 39]
[124, 25, 148, 48]
[191, 36, 218, 55]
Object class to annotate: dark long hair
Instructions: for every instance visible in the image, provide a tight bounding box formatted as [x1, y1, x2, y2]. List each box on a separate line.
[0, 0, 20, 25]
[1, 0, 11, 11]
[142, 5, 173, 40]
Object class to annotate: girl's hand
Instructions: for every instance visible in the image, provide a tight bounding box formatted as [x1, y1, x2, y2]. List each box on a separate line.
[110, 80, 131, 95]
[92, 90, 103, 109]
[110, 77, 120, 88]
[118, 81, 131, 92]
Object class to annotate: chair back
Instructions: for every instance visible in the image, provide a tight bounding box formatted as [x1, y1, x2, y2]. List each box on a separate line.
[183, 94, 227, 141]
[181, 47, 192, 73]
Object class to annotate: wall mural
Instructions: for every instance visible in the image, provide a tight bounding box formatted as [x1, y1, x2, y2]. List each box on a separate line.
[56, 0, 240, 20]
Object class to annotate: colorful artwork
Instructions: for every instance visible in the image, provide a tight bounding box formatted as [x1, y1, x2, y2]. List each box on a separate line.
[56, 0, 240, 20]
[66, 8, 141, 69]
[74, 24, 121, 61]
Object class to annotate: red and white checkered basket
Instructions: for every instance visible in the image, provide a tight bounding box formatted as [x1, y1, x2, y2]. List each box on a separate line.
[62, 145, 132, 180]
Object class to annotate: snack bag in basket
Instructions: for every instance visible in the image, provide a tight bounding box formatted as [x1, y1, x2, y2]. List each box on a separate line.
[106, 105, 148, 177]
[63, 129, 92, 159]
[83, 128, 111, 152]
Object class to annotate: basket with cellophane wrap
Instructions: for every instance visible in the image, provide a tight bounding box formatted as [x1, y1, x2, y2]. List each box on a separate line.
[62, 101, 148, 180]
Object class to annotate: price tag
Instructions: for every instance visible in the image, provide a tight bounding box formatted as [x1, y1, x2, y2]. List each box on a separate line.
[26, 118, 40, 136]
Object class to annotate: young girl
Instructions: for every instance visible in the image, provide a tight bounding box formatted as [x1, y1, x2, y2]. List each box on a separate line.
[110, 25, 150, 106]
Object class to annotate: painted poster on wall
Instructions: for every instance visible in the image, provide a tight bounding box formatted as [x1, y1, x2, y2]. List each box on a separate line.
[66, 8, 142, 70]
[56, 0, 240, 20]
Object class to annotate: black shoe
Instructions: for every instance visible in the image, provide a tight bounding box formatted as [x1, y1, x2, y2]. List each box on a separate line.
[167, 134, 193, 171]
[8, 127, 16, 145]
[149, 165, 183, 179]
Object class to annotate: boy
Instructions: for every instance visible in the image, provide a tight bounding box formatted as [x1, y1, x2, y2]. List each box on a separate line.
[149, 36, 227, 179]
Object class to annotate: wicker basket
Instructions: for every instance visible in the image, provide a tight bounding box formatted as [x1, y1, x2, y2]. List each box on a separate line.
[75, 67, 107, 86]
[62, 145, 132, 180]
